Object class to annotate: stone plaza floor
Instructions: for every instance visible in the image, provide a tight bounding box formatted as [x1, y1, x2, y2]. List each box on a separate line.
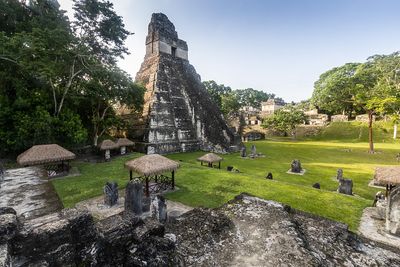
[0, 167, 62, 220]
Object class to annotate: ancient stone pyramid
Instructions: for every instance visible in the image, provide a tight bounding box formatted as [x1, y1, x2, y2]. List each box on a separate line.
[131, 13, 241, 154]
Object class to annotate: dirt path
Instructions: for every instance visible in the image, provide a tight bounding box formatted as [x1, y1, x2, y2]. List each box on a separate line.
[0, 167, 62, 220]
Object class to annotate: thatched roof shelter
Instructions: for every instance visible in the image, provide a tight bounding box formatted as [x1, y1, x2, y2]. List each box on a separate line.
[116, 138, 134, 147]
[98, 139, 118, 151]
[197, 153, 223, 163]
[124, 154, 180, 177]
[374, 166, 400, 185]
[17, 144, 76, 166]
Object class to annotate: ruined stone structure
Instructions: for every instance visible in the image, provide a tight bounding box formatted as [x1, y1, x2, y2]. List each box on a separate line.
[261, 98, 285, 116]
[0, 208, 178, 266]
[1, 195, 400, 265]
[104, 182, 118, 206]
[166, 194, 400, 266]
[130, 13, 241, 154]
[386, 186, 400, 236]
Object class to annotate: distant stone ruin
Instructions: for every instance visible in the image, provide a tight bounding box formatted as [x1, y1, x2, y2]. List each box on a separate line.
[128, 13, 241, 154]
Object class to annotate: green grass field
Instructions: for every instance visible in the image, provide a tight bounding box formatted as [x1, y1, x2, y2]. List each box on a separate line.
[52, 122, 400, 231]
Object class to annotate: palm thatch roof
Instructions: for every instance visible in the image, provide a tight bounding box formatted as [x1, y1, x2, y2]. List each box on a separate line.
[116, 138, 134, 147]
[197, 153, 223, 163]
[374, 166, 400, 185]
[124, 154, 180, 176]
[98, 139, 118, 150]
[17, 144, 76, 166]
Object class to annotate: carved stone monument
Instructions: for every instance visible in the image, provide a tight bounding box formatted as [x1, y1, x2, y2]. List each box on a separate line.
[151, 195, 168, 223]
[251, 145, 256, 157]
[335, 169, 353, 195]
[241, 146, 247, 158]
[291, 160, 302, 173]
[336, 169, 343, 180]
[128, 13, 241, 154]
[104, 182, 118, 206]
[125, 179, 143, 216]
[386, 186, 400, 236]
[337, 178, 353, 195]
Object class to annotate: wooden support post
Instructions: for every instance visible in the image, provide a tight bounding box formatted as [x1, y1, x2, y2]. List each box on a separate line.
[201, 161, 203, 166]
[386, 184, 389, 198]
[130, 170, 132, 181]
[172, 170, 175, 189]
[145, 177, 150, 197]
[155, 174, 158, 183]
[218, 161, 221, 169]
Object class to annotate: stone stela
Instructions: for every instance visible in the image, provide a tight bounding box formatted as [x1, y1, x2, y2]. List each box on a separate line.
[336, 169, 353, 195]
[104, 182, 118, 206]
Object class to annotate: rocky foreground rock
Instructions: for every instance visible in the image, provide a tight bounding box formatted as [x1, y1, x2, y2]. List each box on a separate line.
[0, 194, 399, 266]
[166, 194, 400, 266]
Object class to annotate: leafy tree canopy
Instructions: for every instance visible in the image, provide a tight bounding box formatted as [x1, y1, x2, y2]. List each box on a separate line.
[0, 0, 143, 155]
[261, 106, 307, 137]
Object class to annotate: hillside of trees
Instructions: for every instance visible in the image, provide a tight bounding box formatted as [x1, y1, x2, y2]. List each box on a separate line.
[311, 53, 400, 152]
[0, 0, 144, 156]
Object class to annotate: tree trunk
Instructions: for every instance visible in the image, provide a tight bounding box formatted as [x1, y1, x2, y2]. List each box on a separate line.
[394, 123, 398, 140]
[368, 110, 374, 153]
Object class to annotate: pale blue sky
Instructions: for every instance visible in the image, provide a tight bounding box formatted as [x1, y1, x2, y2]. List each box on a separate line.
[58, 0, 400, 102]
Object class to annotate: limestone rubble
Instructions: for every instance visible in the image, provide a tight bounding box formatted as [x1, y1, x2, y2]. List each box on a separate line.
[166, 194, 400, 266]
[1, 194, 399, 266]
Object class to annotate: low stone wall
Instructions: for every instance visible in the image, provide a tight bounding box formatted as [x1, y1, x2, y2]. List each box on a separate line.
[295, 125, 323, 137]
[331, 114, 349, 122]
[356, 114, 376, 122]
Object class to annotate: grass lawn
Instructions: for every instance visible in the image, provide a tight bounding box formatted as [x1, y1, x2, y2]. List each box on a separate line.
[52, 135, 400, 231]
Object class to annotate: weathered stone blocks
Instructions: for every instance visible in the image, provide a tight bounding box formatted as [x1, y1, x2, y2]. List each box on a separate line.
[386, 186, 400, 236]
[0, 214, 17, 243]
[104, 181, 118, 206]
[125, 179, 143, 216]
[291, 159, 302, 173]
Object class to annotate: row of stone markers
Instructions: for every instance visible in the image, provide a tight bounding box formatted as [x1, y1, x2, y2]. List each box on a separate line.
[263, 159, 354, 195]
[238, 145, 353, 195]
[104, 179, 168, 223]
[240, 145, 265, 158]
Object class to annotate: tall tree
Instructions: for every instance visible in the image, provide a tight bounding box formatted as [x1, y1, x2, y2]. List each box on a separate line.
[203, 80, 232, 108]
[234, 88, 275, 109]
[82, 66, 144, 146]
[368, 52, 400, 139]
[311, 63, 361, 116]
[353, 61, 380, 153]
[0, 0, 143, 154]
[261, 106, 307, 138]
